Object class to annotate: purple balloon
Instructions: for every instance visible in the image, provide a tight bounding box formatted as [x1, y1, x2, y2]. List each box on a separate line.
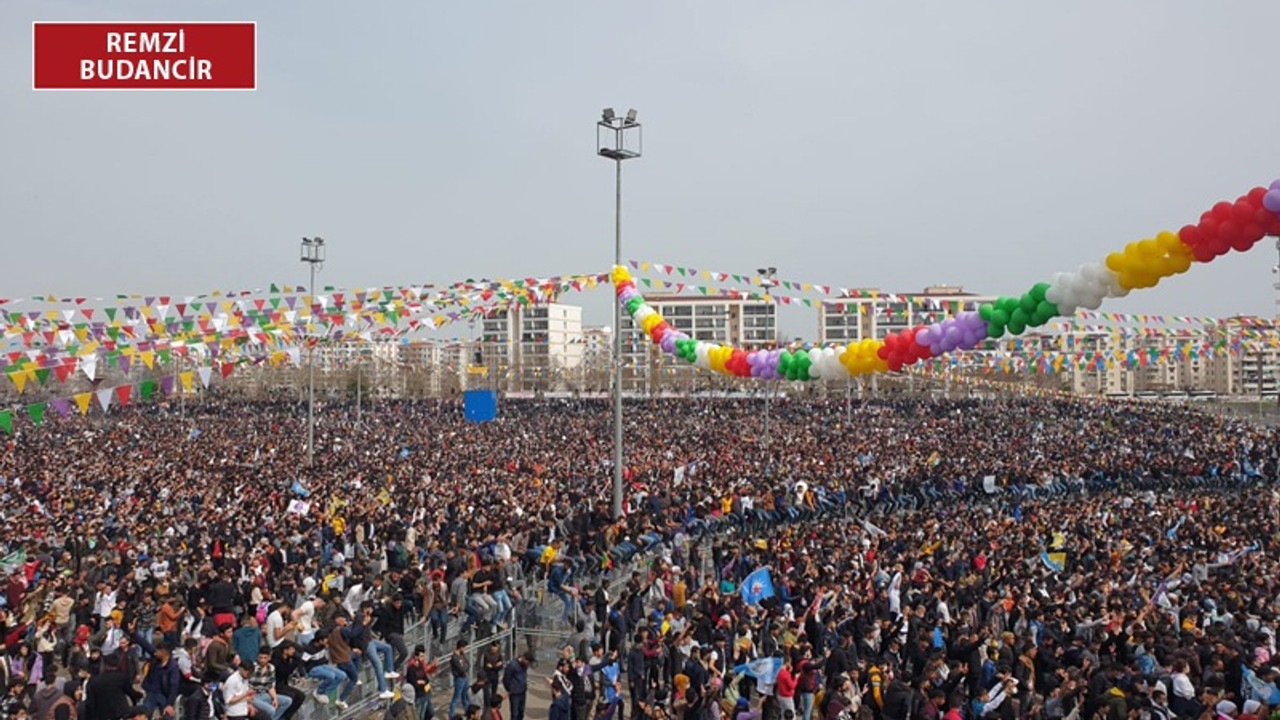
[1271, 179, 1280, 191]
[917, 328, 933, 346]
[944, 326, 961, 345]
[618, 288, 639, 303]
[660, 336, 676, 354]
[1264, 189, 1280, 214]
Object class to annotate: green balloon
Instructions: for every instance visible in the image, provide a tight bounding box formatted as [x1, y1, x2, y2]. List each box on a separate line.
[1008, 318, 1026, 335]
[979, 303, 994, 322]
[1019, 294, 1037, 314]
[1030, 282, 1050, 303]
[1037, 300, 1059, 319]
[991, 309, 1010, 327]
[778, 351, 793, 372]
[998, 297, 1019, 314]
[987, 322, 1005, 339]
[625, 298, 643, 314]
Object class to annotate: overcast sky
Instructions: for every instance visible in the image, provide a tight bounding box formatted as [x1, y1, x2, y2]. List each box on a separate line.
[4, 1, 1280, 337]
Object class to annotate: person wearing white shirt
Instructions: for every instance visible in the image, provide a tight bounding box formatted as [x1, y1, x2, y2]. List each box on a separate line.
[343, 582, 367, 618]
[264, 604, 297, 649]
[150, 557, 170, 581]
[295, 598, 322, 644]
[223, 664, 256, 720]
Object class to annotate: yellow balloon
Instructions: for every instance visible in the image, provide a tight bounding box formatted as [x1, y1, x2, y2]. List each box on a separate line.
[1106, 252, 1128, 273]
[641, 314, 662, 333]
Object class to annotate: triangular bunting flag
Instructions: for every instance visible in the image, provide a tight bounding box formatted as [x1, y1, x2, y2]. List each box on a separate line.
[197, 367, 213, 388]
[0, 411, 10, 436]
[140, 379, 157, 400]
[115, 385, 132, 406]
[74, 393, 92, 416]
[179, 371, 194, 392]
[49, 398, 70, 418]
[27, 404, 45, 426]
[96, 388, 113, 413]
[8, 372, 26, 394]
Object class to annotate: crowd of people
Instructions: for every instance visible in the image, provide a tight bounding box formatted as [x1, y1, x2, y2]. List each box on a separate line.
[0, 392, 1276, 720]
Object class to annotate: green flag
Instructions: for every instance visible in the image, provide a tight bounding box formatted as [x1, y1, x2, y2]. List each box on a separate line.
[27, 404, 44, 426]
[0, 411, 10, 435]
[140, 379, 157, 400]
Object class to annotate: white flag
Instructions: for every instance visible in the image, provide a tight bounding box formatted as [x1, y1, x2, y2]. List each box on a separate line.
[96, 388, 113, 413]
[81, 356, 98, 381]
[674, 466, 686, 486]
[197, 367, 213, 389]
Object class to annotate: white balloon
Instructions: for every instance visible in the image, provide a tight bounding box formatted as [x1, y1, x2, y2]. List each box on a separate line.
[1080, 293, 1103, 310]
[634, 306, 656, 321]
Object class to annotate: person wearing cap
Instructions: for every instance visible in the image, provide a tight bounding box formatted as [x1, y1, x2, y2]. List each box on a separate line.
[501, 653, 532, 720]
[1217, 700, 1239, 720]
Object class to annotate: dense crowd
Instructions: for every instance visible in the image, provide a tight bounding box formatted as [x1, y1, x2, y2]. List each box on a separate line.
[0, 394, 1275, 720]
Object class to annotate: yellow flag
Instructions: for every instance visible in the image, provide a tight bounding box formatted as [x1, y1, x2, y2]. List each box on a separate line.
[9, 372, 27, 394]
[74, 393, 92, 416]
[179, 372, 193, 392]
[140, 351, 155, 369]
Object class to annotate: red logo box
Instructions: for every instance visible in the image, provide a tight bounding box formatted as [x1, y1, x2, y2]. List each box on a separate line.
[33, 21, 256, 90]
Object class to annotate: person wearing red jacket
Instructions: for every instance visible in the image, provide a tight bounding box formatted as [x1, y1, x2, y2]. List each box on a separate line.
[776, 655, 799, 718]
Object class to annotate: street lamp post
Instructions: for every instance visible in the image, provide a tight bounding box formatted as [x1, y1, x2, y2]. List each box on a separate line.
[758, 268, 777, 443]
[598, 108, 642, 520]
[300, 236, 326, 466]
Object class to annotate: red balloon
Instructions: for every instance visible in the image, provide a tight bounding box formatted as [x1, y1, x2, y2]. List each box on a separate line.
[616, 281, 635, 293]
[1212, 201, 1235, 222]
[1265, 217, 1280, 237]
[1219, 221, 1242, 244]
[1179, 225, 1204, 249]
[888, 358, 904, 372]
[1199, 218, 1221, 240]
[1192, 244, 1216, 262]
[1243, 223, 1265, 244]
[1233, 202, 1256, 224]
[1248, 187, 1269, 206]
[1231, 234, 1255, 253]
[877, 346, 890, 360]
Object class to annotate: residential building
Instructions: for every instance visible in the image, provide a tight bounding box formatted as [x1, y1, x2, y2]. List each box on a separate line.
[818, 285, 999, 344]
[618, 294, 778, 394]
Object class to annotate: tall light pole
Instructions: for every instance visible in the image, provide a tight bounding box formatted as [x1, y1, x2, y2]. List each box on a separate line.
[300, 236, 326, 466]
[758, 268, 777, 443]
[599, 107, 642, 520]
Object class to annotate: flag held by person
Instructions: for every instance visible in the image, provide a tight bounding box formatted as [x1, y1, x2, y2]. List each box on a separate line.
[733, 656, 783, 683]
[1041, 551, 1066, 573]
[741, 567, 775, 606]
[291, 479, 310, 497]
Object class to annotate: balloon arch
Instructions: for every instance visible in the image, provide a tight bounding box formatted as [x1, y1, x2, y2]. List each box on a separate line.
[613, 180, 1280, 382]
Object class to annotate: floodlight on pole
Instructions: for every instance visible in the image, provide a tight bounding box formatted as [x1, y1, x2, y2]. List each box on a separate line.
[597, 107, 642, 520]
[300, 236, 326, 467]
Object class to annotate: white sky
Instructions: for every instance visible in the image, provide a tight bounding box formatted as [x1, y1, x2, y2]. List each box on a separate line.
[4, 0, 1280, 337]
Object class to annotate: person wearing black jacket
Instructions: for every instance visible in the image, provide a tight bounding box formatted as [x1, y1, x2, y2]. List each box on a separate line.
[139, 646, 182, 718]
[375, 596, 411, 672]
[269, 642, 307, 720]
[502, 653, 532, 720]
[84, 669, 139, 720]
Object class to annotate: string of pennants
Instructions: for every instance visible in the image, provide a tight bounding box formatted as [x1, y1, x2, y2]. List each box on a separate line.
[1, 272, 609, 351]
[0, 360, 229, 436]
[1, 275, 609, 392]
